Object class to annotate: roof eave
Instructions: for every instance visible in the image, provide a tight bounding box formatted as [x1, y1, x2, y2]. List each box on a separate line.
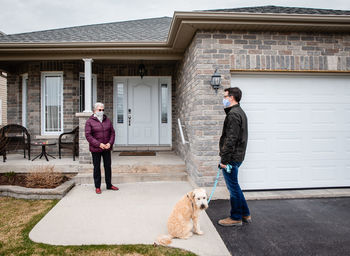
[1, 11, 350, 61]
[168, 11, 350, 49]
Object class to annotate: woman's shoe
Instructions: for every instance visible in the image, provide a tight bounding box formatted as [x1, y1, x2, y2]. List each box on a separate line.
[96, 188, 102, 194]
[107, 185, 119, 191]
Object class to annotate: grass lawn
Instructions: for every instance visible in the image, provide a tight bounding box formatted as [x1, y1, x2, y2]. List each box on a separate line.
[0, 197, 196, 256]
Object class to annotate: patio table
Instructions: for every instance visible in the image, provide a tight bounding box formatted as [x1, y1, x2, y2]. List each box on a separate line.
[31, 142, 56, 161]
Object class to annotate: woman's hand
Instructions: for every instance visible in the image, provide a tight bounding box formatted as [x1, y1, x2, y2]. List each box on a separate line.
[105, 143, 111, 149]
[99, 143, 106, 149]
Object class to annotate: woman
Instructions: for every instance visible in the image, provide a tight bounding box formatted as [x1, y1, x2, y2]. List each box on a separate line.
[85, 102, 119, 194]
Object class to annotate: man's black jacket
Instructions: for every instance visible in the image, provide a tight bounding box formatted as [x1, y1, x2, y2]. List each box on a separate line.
[219, 104, 248, 165]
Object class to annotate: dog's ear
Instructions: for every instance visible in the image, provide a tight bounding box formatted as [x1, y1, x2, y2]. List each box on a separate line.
[187, 191, 195, 200]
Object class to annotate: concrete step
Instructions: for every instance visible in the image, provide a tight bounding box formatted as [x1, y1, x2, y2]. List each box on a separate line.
[79, 164, 187, 174]
[113, 146, 172, 151]
[74, 171, 188, 184]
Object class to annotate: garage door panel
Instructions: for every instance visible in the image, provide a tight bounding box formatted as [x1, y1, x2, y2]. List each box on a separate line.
[311, 164, 337, 182]
[345, 108, 350, 125]
[233, 74, 350, 189]
[239, 163, 268, 189]
[275, 166, 301, 182]
[310, 137, 337, 158]
[275, 137, 302, 155]
[345, 165, 350, 181]
[246, 138, 267, 154]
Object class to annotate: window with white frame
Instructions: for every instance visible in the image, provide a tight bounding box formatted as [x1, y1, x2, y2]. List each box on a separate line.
[22, 74, 28, 127]
[79, 73, 97, 112]
[41, 72, 63, 134]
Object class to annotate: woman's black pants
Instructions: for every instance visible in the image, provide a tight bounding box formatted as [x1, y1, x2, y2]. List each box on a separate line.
[91, 150, 112, 189]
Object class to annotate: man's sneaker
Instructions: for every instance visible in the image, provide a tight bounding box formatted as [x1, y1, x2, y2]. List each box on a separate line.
[242, 215, 252, 223]
[96, 188, 101, 194]
[218, 217, 242, 227]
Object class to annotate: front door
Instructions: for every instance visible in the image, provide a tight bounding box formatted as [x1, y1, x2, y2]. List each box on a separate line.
[113, 77, 171, 146]
[127, 78, 158, 144]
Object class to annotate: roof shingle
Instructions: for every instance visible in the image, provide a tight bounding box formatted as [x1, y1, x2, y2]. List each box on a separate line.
[0, 17, 172, 43]
[203, 5, 350, 15]
[1, 6, 350, 44]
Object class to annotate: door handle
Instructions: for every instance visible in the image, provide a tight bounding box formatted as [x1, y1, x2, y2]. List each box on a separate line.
[128, 109, 131, 126]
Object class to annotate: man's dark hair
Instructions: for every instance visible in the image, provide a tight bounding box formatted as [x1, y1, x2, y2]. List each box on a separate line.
[224, 87, 242, 103]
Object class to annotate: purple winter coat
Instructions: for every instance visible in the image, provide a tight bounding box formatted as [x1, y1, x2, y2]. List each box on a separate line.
[85, 114, 115, 153]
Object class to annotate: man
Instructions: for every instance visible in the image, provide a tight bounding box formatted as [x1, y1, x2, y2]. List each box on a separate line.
[218, 87, 251, 226]
[85, 102, 119, 194]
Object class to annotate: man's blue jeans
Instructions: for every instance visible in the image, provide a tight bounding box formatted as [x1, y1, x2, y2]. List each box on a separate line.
[222, 161, 250, 220]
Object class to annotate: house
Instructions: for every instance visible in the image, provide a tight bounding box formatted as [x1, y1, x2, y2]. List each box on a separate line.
[0, 6, 349, 190]
[0, 71, 7, 126]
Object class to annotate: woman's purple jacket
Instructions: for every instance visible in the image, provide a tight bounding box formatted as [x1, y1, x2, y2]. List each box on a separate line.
[85, 114, 115, 153]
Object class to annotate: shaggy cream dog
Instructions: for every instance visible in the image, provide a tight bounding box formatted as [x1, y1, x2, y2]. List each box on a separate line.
[157, 188, 208, 245]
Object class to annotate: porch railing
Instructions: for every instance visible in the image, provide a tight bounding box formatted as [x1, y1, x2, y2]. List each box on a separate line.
[177, 118, 189, 145]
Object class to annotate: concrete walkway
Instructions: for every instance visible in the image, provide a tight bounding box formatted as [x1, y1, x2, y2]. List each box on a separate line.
[29, 181, 230, 256]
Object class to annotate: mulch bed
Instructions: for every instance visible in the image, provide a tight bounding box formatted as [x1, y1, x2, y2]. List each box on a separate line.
[0, 173, 74, 189]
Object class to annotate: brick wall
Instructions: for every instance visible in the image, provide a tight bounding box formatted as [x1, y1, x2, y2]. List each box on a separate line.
[174, 31, 350, 186]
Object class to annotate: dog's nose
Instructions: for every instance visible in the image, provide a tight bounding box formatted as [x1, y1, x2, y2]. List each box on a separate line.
[200, 204, 206, 210]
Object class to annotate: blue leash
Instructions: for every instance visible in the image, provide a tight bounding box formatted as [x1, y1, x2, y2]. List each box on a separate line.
[207, 164, 232, 204]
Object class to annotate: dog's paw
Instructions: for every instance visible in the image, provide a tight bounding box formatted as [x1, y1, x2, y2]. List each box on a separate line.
[183, 232, 193, 239]
[195, 230, 204, 235]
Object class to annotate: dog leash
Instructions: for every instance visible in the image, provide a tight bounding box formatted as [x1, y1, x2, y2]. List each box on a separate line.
[207, 164, 232, 204]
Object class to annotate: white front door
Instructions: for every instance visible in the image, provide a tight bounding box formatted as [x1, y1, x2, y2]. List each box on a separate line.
[127, 78, 158, 144]
[113, 77, 172, 146]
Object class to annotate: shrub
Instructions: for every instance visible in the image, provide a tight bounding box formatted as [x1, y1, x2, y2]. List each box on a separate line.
[25, 165, 67, 189]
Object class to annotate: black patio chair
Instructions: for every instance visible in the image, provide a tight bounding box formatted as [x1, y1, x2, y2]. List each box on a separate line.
[58, 126, 79, 161]
[0, 124, 31, 162]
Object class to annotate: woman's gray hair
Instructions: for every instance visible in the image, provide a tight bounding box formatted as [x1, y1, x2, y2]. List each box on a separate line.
[93, 102, 104, 111]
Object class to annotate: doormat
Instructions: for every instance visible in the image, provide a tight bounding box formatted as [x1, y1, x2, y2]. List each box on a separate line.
[119, 151, 156, 156]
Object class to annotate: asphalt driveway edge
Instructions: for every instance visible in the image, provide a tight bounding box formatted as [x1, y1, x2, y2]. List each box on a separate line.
[202, 186, 350, 200]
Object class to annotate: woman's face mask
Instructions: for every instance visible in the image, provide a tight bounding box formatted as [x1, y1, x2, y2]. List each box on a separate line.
[95, 111, 104, 118]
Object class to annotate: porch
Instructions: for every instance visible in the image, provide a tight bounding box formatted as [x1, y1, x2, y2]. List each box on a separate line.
[0, 151, 188, 184]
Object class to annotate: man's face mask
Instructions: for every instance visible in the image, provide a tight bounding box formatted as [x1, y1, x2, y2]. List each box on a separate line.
[222, 97, 231, 108]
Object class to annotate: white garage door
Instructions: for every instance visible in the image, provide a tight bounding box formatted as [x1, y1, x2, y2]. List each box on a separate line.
[232, 74, 350, 190]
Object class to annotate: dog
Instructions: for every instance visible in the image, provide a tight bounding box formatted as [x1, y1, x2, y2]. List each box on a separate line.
[157, 188, 208, 246]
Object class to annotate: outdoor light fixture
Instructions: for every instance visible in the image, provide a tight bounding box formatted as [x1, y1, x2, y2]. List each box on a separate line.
[210, 68, 221, 94]
[138, 63, 146, 79]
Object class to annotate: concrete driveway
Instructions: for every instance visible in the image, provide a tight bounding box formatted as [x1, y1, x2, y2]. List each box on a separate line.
[206, 198, 350, 256]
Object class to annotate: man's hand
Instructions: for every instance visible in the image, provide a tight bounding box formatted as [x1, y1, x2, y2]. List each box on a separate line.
[219, 163, 227, 169]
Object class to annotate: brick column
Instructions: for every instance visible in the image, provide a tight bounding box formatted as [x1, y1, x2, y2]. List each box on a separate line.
[76, 112, 92, 164]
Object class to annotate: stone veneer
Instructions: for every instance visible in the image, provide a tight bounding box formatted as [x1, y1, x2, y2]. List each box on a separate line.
[174, 31, 350, 187]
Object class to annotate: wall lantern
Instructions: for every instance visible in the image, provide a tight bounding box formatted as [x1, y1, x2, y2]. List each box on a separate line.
[210, 69, 221, 94]
[138, 63, 146, 79]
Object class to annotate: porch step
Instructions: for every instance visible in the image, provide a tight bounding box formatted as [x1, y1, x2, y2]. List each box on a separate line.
[75, 151, 188, 184]
[113, 146, 172, 152]
[79, 164, 187, 174]
[74, 171, 188, 184]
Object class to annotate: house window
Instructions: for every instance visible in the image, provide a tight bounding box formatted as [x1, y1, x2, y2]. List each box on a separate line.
[41, 72, 63, 135]
[79, 74, 97, 112]
[116, 83, 124, 123]
[161, 84, 168, 123]
[22, 74, 28, 127]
